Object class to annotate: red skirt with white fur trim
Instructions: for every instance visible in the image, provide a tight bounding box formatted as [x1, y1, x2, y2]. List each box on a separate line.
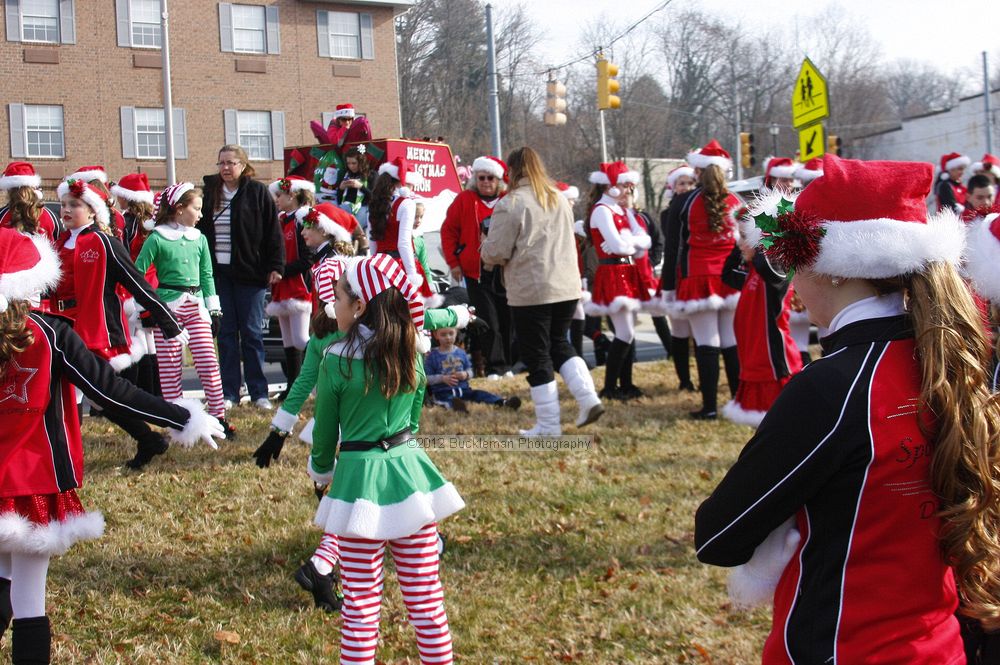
[721, 376, 792, 428]
[673, 276, 739, 313]
[0, 489, 104, 555]
[586, 264, 650, 315]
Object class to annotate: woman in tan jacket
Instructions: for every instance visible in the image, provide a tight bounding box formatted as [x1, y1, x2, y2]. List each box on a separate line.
[481, 147, 603, 435]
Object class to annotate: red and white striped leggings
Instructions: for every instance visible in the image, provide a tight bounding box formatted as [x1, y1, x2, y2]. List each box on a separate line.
[153, 298, 225, 418]
[339, 523, 453, 664]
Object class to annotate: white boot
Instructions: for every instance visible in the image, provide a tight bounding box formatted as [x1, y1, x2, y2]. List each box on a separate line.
[519, 381, 562, 436]
[559, 356, 605, 427]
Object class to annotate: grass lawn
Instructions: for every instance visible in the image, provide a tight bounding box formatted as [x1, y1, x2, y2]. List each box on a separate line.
[39, 360, 772, 664]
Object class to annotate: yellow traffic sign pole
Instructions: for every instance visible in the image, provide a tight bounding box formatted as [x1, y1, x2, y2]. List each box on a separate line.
[599, 110, 608, 163]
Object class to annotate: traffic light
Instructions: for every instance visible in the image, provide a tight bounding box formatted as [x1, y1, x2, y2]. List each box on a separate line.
[596, 56, 621, 110]
[827, 134, 842, 156]
[544, 79, 567, 126]
[740, 132, 756, 168]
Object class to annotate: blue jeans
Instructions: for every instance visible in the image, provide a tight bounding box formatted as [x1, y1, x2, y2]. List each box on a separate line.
[431, 386, 503, 407]
[215, 273, 269, 401]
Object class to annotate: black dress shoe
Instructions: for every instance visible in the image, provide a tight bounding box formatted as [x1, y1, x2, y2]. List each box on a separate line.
[678, 380, 697, 392]
[125, 434, 169, 470]
[689, 408, 718, 421]
[599, 387, 626, 401]
[620, 385, 645, 400]
[294, 561, 342, 613]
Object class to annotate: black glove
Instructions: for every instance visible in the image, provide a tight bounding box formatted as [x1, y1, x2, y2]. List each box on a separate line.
[252, 430, 287, 468]
[140, 314, 156, 329]
[211, 313, 222, 338]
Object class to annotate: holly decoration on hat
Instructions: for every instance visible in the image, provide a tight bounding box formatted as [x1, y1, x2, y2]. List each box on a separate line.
[752, 196, 825, 276]
[303, 209, 320, 227]
[277, 178, 292, 194]
[68, 179, 86, 198]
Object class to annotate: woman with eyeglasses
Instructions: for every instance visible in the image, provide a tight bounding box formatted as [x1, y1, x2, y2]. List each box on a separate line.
[197, 145, 284, 411]
[441, 155, 513, 379]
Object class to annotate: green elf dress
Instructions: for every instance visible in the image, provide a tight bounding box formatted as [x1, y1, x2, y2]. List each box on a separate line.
[308, 326, 464, 540]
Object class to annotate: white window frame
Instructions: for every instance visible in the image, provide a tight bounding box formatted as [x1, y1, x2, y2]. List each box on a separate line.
[317, 10, 373, 61]
[231, 4, 265, 54]
[9, 104, 66, 159]
[218, 3, 279, 55]
[129, 0, 161, 48]
[223, 109, 285, 162]
[236, 110, 273, 161]
[20, 0, 60, 43]
[120, 106, 188, 160]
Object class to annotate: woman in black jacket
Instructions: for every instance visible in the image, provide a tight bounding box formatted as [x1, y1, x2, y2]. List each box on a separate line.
[197, 145, 284, 410]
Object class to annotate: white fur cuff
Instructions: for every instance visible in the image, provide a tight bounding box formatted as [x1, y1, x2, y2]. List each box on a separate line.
[168, 398, 223, 449]
[308, 458, 334, 486]
[271, 408, 298, 433]
[449, 304, 471, 329]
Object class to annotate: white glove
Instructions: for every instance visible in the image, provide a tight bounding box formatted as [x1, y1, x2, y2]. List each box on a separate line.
[168, 398, 225, 450]
[727, 517, 801, 609]
[601, 240, 635, 256]
[170, 328, 190, 347]
[408, 271, 424, 289]
[633, 248, 648, 260]
[631, 233, 652, 250]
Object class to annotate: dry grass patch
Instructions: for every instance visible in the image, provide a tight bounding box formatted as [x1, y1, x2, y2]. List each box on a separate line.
[34, 360, 772, 664]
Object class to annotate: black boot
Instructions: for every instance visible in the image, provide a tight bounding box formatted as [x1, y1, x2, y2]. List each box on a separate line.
[0, 578, 11, 639]
[620, 342, 643, 400]
[279, 347, 303, 401]
[652, 316, 672, 358]
[600, 339, 631, 400]
[125, 432, 169, 470]
[671, 337, 695, 391]
[12, 615, 50, 664]
[691, 346, 721, 419]
[721, 346, 740, 398]
[592, 333, 612, 367]
[295, 561, 343, 613]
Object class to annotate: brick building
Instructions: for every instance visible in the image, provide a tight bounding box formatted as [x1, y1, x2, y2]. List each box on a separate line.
[1, 0, 412, 193]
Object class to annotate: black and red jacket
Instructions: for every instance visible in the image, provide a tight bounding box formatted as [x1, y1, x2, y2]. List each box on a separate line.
[53, 225, 180, 355]
[695, 313, 963, 663]
[1, 314, 196, 496]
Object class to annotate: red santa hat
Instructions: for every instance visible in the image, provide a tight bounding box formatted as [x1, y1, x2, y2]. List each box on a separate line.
[556, 181, 579, 200]
[665, 164, 695, 190]
[588, 161, 639, 198]
[686, 139, 732, 171]
[111, 172, 154, 204]
[748, 154, 965, 279]
[0, 162, 41, 190]
[764, 157, 799, 181]
[297, 203, 354, 244]
[268, 175, 316, 197]
[940, 152, 970, 178]
[56, 179, 110, 228]
[333, 103, 356, 119]
[344, 254, 425, 342]
[970, 153, 1000, 180]
[0, 225, 60, 313]
[378, 157, 426, 188]
[794, 158, 824, 183]
[312, 256, 348, 319]
[471, 156, 508, 182]
[962, 204, 1000, 301]
[67, 165, 108, 184]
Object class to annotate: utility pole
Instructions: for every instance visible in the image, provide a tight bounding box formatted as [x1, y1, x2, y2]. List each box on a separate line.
[599, 110, 608, 162]
[485, 4, 502, 159]
[984, 51, 994, 155]
[161, 0, 176, 185]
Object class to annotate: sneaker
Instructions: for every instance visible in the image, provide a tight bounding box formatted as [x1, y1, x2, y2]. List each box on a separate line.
[503, 370, 514, 378]
[501, 396, 521, 411]
[689, 408, 718, 421]
[223, 399, 235, 410]
[294, 561, 342, 613]
[253, 397, 273, 410]
[486, 374, 501, 381]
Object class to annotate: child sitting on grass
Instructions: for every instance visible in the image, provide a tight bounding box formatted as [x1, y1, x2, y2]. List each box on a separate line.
[425, 327, 520, 412]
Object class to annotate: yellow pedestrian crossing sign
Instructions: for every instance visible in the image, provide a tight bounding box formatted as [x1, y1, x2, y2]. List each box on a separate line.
[799, 122, 825, 161]
[792, 58, 829, 129]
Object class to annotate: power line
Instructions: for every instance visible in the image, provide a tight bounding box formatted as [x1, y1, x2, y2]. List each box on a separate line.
[534, 0, 675, 76]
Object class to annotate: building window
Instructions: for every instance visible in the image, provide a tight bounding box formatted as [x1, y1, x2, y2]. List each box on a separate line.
[317, 10, 373, 61]
[218, 3, 279, 55]
[134, 108, 166, 158]
[120, 106, 189, 160]
[8, 104, 64, 158]
[21, 0, 59, 43]
[129, 0, 161, 47]
[24, 105, 64, 158]
[223, 109, 285, 162]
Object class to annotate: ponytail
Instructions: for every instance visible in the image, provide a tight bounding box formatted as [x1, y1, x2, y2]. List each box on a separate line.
[699, 165, 730, 234]
[583, 184, 605, 235]
[368, 172, 397, 241]
[0, 301, 33, 366]
[892, 262, 1000, 628]
[6, 188, 42, 235]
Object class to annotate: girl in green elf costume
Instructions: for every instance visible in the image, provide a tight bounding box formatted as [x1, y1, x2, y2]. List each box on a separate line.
[309, 254, 462, 665]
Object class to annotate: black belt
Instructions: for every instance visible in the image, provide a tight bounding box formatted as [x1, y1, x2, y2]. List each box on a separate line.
[158, 283, 200, 294]
[599, 256, 634, 265]
[340, 428, 413, 452]
[55, 298, 77, 311]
